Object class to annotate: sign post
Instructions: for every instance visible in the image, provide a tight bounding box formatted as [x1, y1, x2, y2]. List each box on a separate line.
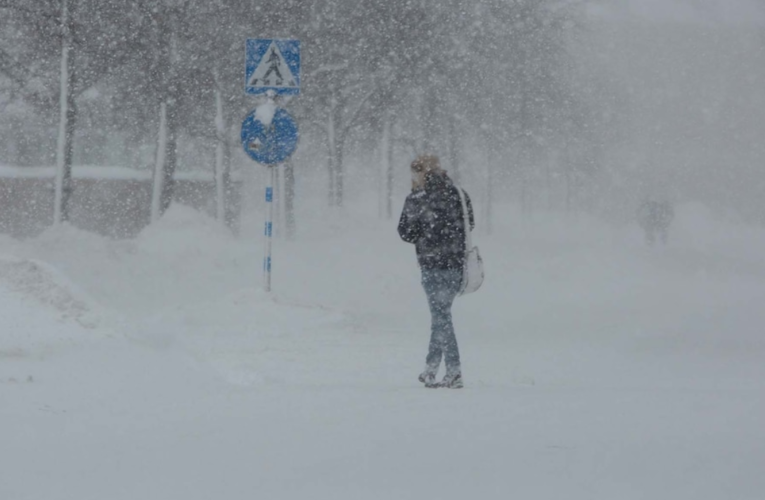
[241, 39, 300, 292]
[264, 167, 275, 291]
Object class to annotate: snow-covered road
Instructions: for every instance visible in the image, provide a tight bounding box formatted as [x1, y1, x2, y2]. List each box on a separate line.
[2, 203, 764, 500]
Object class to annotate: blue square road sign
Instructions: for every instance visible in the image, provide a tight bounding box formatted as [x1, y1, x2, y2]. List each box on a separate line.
[245, 39, 300, 95]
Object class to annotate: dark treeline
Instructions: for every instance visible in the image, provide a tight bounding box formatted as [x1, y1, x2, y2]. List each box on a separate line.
[1, 0, 764, 225]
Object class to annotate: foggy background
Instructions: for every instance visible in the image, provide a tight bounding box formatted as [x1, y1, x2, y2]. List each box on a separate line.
[3, 4, 765, 497]
[1, 0, 764, 233]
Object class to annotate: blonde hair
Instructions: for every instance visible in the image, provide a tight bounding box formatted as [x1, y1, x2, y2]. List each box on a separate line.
[411, 155, 442, 190]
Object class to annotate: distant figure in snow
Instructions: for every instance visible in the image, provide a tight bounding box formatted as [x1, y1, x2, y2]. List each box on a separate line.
[398, 155, 474, 389]
[637, 199, 674, 245]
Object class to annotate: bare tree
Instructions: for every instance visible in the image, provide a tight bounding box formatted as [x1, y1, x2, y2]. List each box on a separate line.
[0, 0, 149, 222]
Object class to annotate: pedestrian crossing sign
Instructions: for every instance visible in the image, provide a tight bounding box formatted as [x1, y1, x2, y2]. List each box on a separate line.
[245, 39, 300, 95]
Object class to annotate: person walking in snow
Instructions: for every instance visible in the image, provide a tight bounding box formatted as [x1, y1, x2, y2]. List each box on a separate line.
[637, 198, 674, 245]
[398, 155, 474, 389]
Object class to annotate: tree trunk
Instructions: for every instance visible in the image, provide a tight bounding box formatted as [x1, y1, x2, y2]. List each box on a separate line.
[486, 145, 494, 235]
[152, 10, 177, 219]
[160, 99, 178, 214]
[54, 0, 75, 225]
[222, 143, 236, 232]
[386, 118, 395, 219]
[564, 149, 572, 213]
[519, 73, 531, 215]
[377, 128, 383, 218]
[422, 93, 438, 152]
[327, 99, 336, 207]
[520, 167, 528, 215]
[149, 97, 179, 221]
[151, 102, 167, 223]
[335, 135, 344, 207]
[545, 159, 553, 211]
[382, 113, 395, 219]
[448, 116, 460, 185]
[213, 77, 230, 226]
[331, 93, 346, 208]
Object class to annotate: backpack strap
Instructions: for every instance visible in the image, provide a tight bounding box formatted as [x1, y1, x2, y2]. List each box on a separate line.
[456, 186, 472, 250]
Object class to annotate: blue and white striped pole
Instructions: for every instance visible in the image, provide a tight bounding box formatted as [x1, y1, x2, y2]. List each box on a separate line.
[263, 165, 276, 292]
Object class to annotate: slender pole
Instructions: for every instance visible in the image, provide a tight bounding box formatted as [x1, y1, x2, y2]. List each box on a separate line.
[486, 143, 493, 235]
[263, 165, 276, 292]
[214, 71, 226, 223]
[53, 0, 70, 225]
[151, 102, 167, 223]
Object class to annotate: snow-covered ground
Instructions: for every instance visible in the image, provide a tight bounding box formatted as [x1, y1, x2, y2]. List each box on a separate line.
[2, 201, 765, 500]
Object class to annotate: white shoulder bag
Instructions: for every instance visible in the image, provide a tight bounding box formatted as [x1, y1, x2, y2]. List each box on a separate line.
[457, 187, 484, 295]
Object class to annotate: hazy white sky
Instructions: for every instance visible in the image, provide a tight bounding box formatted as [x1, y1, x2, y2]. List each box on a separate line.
[589, 0, 765, 25]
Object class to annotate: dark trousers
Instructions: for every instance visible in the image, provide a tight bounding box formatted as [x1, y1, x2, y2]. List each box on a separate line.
[421, 268, 462, 376]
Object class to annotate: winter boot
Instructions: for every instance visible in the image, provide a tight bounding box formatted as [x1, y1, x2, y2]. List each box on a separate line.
[439, 372, 463, 389]
[418, 368, 438, 388]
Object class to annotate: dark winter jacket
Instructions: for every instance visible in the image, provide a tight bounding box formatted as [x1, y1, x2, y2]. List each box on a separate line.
[398, 172, 474, 270]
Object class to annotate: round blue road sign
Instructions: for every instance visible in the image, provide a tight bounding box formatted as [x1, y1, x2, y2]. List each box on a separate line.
[241, 107, 299, 165]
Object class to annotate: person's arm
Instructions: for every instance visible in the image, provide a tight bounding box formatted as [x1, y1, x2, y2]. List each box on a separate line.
[398, 194, 423, 244]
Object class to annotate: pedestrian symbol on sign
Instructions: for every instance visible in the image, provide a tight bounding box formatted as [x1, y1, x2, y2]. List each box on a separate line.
[262, 48, 284, 85]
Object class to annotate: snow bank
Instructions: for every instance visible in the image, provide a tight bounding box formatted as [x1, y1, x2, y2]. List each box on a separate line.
[0, 258, 104, 361]
[137, 203, 236, 254]
[0, 205, 248, 314]
[0, 256, 98, 327]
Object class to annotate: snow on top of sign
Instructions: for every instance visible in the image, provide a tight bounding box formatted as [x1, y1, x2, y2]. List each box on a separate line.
[254, 100, 277, 126]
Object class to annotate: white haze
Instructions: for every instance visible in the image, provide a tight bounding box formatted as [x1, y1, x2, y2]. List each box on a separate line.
[1, 1, 765, 500]
[573, 0, 765, 223]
